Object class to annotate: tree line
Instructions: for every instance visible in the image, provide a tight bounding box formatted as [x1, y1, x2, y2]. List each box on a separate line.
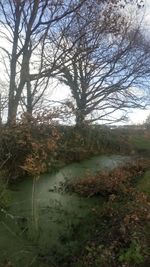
[0, 0, 149, 126]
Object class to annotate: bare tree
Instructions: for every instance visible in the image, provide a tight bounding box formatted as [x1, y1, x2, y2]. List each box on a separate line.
[51, 0, 150, 126]
[0, 0, 86, 124]
[17, 0, 145, 117]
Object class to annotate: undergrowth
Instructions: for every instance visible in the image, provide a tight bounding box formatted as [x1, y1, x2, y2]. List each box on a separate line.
[66, 158, 150, 198]
[0, 121, 133, 181]
[63, 159, 150, 267]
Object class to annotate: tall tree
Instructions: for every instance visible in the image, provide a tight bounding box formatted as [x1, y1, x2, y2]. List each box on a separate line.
[0, 0, 85, 124]
[53, 0, 150, 126]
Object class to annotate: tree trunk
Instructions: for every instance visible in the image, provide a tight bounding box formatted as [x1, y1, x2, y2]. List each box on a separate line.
[75, 108, 86, 128]
[7, 99, 18, 125]
[27, 81, 33, 116]
[7, 4, 21, 125]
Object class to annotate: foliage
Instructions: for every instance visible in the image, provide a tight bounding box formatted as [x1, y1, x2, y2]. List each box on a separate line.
[0, 124, 149, 266]
[0, 122, 133, 179]
[0, 122, 148, 179]
[111, 127, 150, 157]
[56, 125, 131, 164]
[0, 179, 10, 208]
[74, 188, 150, 267]
[118, 240, 144, 264]
[137, 171, 150, 196]
[0, 113, 60, 180]
[62, 158, 150, 267]
[66, 159, 150, 197]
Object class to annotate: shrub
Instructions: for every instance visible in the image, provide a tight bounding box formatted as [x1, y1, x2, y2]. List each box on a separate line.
[0, 114, 60, 180]
[75, 189, 150, 267]
[66, 159, 150, 198]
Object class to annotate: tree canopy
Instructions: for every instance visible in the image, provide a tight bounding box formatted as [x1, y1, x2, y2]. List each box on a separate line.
[0, 0, 149, 125]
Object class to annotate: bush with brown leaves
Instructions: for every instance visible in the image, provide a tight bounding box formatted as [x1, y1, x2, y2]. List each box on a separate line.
[66, 159, 150, 198]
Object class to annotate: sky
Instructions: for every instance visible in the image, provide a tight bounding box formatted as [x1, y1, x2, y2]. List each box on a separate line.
[49, 0, 150, 125]
[145, 0, 150, 25]
[0, 1, 150, 125]
[49, 85, 150, 125]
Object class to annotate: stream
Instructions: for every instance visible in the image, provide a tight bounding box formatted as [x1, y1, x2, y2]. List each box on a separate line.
[0, 155, 130, 267]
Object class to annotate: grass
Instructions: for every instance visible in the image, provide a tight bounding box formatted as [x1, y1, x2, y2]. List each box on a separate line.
[132, 137, 150, 151]
[0, 126, 150, 267]
[137, 171, 150, 196]
[62, 157, 150, 267]
[129, 130, 150, 155]
[130, 130, 150, 197]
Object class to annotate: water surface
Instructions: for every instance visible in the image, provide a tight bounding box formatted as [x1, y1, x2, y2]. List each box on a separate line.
[0, 155, 129, 266]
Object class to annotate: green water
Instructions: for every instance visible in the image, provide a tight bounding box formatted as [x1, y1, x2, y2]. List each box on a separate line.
[0, 155, 129, 267]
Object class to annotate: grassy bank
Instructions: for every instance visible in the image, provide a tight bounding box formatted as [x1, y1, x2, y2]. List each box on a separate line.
[60, 158, 150, 267]
[0, 121, 149, 267]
